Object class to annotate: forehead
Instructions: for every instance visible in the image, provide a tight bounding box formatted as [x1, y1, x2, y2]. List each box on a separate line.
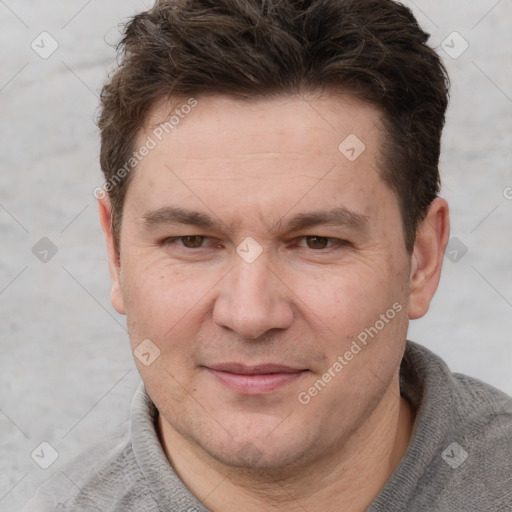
[143, 92, 384, 160]
[126, 93, 396, 228]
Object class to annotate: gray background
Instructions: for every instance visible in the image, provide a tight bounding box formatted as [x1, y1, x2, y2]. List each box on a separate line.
[0, 1, 511, 510]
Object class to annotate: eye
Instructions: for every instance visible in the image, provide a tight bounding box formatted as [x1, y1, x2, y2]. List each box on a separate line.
[180, 235, 205, 248]
[161, 236, 208, 248]
[305, 236, 330, 250]
[294, 235, 352, 253]
[296, 236, 348, 250]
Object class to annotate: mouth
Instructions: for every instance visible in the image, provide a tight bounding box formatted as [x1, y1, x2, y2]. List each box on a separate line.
[203, 363, 309, 395]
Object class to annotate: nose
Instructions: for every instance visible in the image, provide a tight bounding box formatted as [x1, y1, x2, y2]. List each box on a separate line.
[212, 256, 294, 340]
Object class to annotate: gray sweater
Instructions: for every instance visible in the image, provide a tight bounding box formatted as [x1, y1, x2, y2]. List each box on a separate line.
[21, 341, 512, 511]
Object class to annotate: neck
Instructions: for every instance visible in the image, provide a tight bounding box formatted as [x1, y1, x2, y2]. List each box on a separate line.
[158, 377, 415, 512]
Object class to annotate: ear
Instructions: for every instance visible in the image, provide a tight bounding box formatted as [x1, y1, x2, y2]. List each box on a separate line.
[409, 198, 450, 320]
[98, 195, 126, 315]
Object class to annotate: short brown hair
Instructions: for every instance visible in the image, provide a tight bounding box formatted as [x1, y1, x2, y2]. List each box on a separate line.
[98, 0, 449, 253]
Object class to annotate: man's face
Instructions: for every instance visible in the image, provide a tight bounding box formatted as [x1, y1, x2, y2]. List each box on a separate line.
[109, 93, 413, 469]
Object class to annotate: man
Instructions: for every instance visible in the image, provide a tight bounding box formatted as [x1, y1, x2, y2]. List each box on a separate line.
[22, 0, 512, 510]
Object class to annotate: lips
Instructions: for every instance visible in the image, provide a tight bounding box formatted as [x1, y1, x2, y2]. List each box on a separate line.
[204, 363, 308, 394]
[209, 363, 303, 374]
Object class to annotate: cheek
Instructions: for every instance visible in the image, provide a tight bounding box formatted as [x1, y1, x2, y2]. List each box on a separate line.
[121, 259, 203, 398]
[120, 254, 176, 339]
[294, 261, 397, 332]
[120, 253, 215, 348]
[297, 259, 409, 380]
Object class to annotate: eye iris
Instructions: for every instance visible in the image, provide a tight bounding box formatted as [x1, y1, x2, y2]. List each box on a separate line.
[306, 236, 328, 249]
[183, 236, 204, 248]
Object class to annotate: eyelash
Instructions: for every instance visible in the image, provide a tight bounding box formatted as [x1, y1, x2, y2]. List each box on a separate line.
[161, 236, 218, 249]
[160, 236, 350, 251]
[295, 237, 350, 250]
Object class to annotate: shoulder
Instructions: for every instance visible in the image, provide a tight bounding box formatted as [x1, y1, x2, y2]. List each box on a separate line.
[406, 340, 512, 451]
[445, 363, 512, 447]
[429, 373, 512, 510]
[449, 370, 512, 473]
[402, 341, 512, 509]
[20, 420, 158, 512]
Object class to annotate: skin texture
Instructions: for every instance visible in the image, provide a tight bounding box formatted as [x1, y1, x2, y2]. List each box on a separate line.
[99, 93, 450, 511]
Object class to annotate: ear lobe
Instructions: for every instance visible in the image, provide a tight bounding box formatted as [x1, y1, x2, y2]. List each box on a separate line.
[408, 198, 450, 320]
[98, 196, 126, 315]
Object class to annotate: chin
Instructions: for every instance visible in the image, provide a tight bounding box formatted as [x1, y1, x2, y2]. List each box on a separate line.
[209, 441, 307, 471]
[192, 419, 315, 471]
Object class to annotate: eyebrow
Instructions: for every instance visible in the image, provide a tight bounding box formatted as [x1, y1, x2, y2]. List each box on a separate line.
[143, 207, 220, 229]
[281, 207, 370, 233]
[142, 206, 370, 234]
